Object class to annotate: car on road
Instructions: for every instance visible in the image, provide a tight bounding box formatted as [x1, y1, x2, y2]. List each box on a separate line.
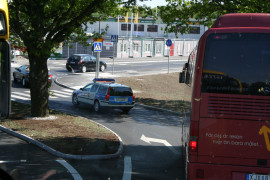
[66, 54, 107, 73]
[72, 78, 135, 113]
[13, 65, 53, 87]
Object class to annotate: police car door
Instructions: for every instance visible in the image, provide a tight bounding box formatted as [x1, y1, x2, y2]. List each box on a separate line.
[88, 84, 99, 105]
[77, 83, 93, 103]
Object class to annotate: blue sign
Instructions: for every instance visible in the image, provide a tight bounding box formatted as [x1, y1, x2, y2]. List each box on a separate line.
[94, 42, 102, 52]
[111, 35, 118, 42]
[166, 39, 172, 47]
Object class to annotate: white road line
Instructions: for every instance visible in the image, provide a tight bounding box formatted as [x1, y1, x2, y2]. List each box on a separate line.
[12, 91, 30, 97]
[106, 59, 187, 65]
[50, 90, 72, 96]
[11, 94, 30, 100]
[140, 134, 180, 155]
[62, 89, 74, 93]
[122, 156, 132, 180]
[56, 159, 83, 180]
[49, 92, 69, 98]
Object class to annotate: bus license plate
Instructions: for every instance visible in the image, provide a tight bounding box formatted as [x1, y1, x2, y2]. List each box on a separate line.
[115, 98, 127, 102]
[246, 174, 270, 180]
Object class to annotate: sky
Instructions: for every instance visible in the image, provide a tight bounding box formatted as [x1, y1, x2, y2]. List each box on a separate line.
[136, 0, 168, 8]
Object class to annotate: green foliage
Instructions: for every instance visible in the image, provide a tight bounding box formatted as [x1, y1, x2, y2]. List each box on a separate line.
[8, 0, 136, 116]
[160, 0, 270, 36]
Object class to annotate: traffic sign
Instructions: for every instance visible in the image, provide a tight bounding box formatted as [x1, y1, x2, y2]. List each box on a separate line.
[94, 42, 102, 52]
[111, 35, 118, 42]
[166, 39, 172, 47]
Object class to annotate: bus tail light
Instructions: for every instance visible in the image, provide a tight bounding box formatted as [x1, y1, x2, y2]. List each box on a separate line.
[196, 169, 204, 179]
[189, 140, 198, 152]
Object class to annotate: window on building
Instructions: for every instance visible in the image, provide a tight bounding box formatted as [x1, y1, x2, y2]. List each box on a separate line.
[190, 27, 200, 34]
[134, 24, 144, 32]
[121, 44, 127, 52]
[121, 24, 131, 31]
[156, 43, 162, 53]
[145, 44, 151, 52]
[147, 25, 158, 32]
[176, 26, 200, 34]
[133, 44, 139, 52]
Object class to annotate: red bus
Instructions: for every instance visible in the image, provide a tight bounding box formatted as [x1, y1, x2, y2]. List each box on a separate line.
[180, 13, 270, 180]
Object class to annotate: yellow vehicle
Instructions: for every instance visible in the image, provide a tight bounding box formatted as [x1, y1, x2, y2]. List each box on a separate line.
[0, 0, 10, 119]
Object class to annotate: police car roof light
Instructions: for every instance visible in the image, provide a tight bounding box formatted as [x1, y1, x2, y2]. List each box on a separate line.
[93, 78, 115, 83]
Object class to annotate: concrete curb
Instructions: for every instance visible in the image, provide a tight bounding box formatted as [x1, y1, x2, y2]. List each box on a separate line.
[135, 103, 183, 116]
[54, 78, 184, 116]
[1, 101, 123, 160]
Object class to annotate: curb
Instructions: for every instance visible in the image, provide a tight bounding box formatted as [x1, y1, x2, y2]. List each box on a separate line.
[54, 78, 184, 116]
[135, 103, 183, 116]
[1, 100, 123, 160]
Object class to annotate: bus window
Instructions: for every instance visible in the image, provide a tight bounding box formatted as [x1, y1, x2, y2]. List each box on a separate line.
[179, 46, 197, 85]
[202, 33, 270, 96]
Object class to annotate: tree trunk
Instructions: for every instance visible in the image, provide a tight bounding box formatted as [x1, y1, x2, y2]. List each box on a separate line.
[28, 52, 49, 117]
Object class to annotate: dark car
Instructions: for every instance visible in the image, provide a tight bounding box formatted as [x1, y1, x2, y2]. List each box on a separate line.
[66, 54, 107, 73]
[13, 65, 53, 87]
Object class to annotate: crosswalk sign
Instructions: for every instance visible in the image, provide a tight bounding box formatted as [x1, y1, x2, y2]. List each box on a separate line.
[111, 35, 118, 42]
[94, 42, 102, 52]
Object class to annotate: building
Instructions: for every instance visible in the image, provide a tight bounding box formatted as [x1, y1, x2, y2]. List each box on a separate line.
[62, 17, 205, 58]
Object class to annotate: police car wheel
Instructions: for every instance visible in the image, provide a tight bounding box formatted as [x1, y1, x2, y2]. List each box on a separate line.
[100, 65, 105, 72]
[93, 100, 100, 112]
[81, 66, 87, 73]
[72, 94, 79, 106]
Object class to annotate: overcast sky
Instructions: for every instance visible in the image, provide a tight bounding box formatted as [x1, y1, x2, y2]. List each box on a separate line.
[137, 0, 168, 8]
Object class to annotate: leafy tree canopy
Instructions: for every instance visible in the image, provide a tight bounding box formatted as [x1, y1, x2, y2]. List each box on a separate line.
[8, 0, 136, 117]
[160, 0, 270, 35]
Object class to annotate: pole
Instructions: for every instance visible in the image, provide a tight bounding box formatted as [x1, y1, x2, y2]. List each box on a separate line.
[96, 52, 100, 78]
[130, 12, 133, 57]
[96, 17, 101, 78]
[67, 43, 69, 57]
[168, 48, 170, 73]
[112, 43, 115, 75]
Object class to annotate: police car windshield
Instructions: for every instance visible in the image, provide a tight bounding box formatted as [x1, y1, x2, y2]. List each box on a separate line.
[109, 87, 133, 96]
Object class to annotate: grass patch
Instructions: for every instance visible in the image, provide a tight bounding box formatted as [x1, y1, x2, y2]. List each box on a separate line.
[0, 101, 119, 155]
[115, 72, 192, 113]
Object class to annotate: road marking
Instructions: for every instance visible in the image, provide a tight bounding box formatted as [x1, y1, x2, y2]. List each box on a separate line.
[50, 90, 72, 96]
[106, 59, 187, 65]
[56, 159, 83, 180]
[11, 94, 30, 100]
[122, 156, 132, 180]
[140, 134, 180, 155]
[12, 91, 30, 97]
[62, 89, 74, 93]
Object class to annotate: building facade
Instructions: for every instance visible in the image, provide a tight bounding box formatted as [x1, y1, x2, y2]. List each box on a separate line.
[62, 17, 205, 58]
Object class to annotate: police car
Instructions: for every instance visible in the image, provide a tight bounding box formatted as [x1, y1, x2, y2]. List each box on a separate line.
[72, 78, 135, 113]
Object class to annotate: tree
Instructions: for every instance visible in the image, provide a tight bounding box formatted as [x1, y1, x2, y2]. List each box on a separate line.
[9, 0, 135, 117]
[160, 0, 270, 35]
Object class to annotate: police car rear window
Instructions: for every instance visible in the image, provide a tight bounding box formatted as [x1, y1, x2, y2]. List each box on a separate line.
[109, 87, 133, 96]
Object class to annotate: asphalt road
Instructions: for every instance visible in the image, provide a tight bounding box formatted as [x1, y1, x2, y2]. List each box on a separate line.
[9, 57, 189, 180]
